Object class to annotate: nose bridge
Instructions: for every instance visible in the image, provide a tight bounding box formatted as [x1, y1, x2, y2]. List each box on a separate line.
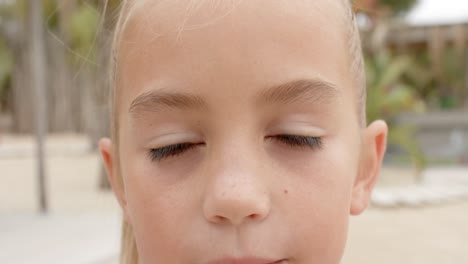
[202, 140, 271, 226]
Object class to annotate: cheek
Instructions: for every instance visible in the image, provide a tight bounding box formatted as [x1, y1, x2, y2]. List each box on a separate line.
[275, 139, 357, 262]
[120, 153, 201, 262]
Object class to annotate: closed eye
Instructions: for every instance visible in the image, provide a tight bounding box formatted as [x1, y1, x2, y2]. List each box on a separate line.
[148, 142, 202, 162]
[149, 135, 322, 162]
[268, 134, 323, 150]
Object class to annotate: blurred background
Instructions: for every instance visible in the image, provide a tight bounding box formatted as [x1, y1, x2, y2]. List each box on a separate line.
[0, 0, 467, 263]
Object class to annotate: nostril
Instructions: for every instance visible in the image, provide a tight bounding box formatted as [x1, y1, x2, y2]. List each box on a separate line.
[248, 213, 260, 220]
[211, 213, 260, 224]
[212, 215, 227, 223]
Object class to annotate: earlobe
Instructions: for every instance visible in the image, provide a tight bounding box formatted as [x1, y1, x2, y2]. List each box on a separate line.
[98, 138, 131, 223]
[350, 120, 388, 215]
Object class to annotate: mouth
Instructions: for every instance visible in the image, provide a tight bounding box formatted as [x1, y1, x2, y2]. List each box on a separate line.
[207, 257, 288, 264]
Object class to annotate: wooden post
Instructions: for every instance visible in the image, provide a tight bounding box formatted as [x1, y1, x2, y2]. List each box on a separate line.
[461, 24, 468, 108]
[29, 0, 48, 213]
[465, 50, 468, 108]
[429, 26, 443, 83]
[454, 24, 466, 106]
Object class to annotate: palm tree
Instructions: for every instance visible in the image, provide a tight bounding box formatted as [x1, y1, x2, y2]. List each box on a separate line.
[366, 50, 426, 177]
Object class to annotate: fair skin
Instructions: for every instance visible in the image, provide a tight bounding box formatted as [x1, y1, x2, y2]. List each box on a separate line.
[99, 1, 387, 263]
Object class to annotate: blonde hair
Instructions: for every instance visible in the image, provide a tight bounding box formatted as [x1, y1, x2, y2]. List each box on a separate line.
[108, 1, 365, 263]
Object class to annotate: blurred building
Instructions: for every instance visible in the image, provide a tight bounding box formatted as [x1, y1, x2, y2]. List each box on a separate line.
[391, 0, 468, 163]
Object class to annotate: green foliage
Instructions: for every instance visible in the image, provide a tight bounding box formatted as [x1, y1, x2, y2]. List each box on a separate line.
[365, 50, 426, 170]
[0, 37, 12, 106]
[439, 47, 465, 108]
[0, 1, 18, 112]
[68, 3, 99, 64]
[400, 47, 465, 109]
[43, 0, 59, 29]
[401, 50, 435, 100]
[366, 51, 425, 121]
[0, 0, 56, 22]
[0, 2, 15, 19]
[379, 0, 419, 14]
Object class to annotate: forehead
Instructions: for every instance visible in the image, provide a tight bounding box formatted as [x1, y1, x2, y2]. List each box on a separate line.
[116, 0, 352, 114]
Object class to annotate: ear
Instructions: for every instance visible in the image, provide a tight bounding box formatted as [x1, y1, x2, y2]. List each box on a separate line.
[98, 138, 132, 223]
[350, 120, 388, 215]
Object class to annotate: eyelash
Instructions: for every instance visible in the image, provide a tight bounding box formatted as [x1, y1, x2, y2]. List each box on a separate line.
[269, 134, 323, 149]
[148, 135, 323, 162]
[148, 142, 200, 162]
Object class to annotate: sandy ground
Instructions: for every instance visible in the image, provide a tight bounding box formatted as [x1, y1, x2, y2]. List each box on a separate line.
[0, 134, 467, 263]
[344, 202, 468, 263]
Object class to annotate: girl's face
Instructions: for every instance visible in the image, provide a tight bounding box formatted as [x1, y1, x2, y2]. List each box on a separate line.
[100, 0, 387, 263]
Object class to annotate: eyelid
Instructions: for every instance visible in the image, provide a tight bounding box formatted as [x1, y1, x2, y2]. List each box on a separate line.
[267, 116, 326, 133]
[267, 127, 325, 138]
[146, 132, 202, 149]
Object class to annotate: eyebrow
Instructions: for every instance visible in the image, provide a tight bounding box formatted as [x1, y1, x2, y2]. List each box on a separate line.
[256, 78, 340, 106]
[128, 78, 339, 115]
[128, 89, 207, 114]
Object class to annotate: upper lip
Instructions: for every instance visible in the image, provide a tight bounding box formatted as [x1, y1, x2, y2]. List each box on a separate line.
[207, 257, 286, 264]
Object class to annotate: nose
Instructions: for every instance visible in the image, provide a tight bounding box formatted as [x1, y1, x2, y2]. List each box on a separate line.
[202, 157, 271, 226]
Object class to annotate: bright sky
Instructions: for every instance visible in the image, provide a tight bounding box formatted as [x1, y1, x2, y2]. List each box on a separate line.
[406, 0, 468, 26]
